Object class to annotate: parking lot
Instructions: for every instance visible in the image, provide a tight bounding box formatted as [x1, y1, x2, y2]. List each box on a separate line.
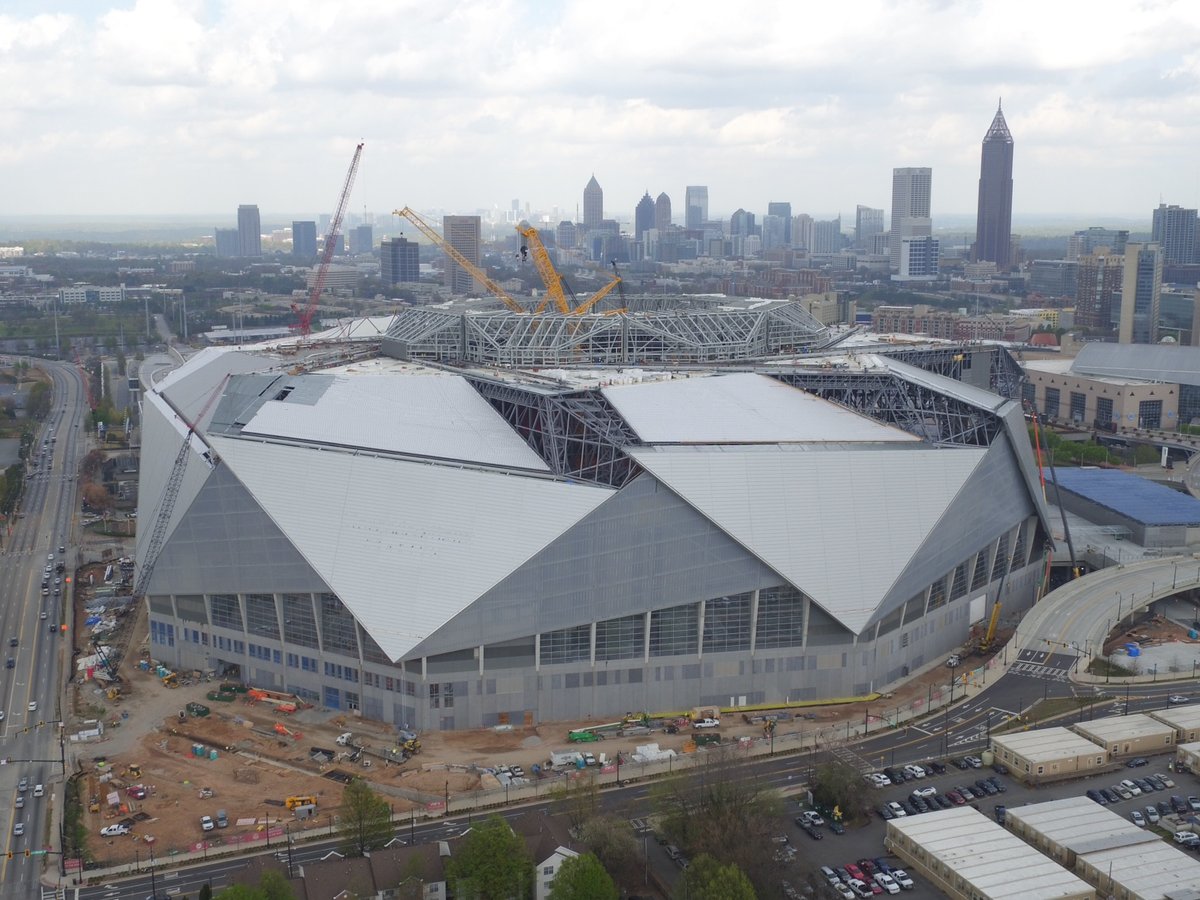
[787, 751, 1200, 899]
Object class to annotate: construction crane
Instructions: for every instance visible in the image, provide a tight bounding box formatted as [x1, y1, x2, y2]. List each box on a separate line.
[291, 143, 364, 336]
[133, 375, 230, 601]
[92, 638, 119, 682]
[517, 224, 575, 315]
[392, 207, 526, 314]
[571, 262, 624, 316]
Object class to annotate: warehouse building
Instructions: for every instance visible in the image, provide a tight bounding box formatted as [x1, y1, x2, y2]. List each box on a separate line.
[1073, 714, 1176, 759]
[1006, 797, 1200, 900]
[1044, 468, 1200, 548]
[1175, 741, 1200, 773]
[135, 340, 1050, 732]
[885, 806, 1094, 900]
[990, 728, 1110, 784]
[1149, 704, 1200, 744]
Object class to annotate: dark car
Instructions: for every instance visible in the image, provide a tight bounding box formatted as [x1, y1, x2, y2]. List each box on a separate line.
[991, 762, 1010, 775]
[1146, 775, 1166, 791]
[836, 868, 852, 883]
[1128, 757, 1150, 768]
[1158, 800, 1172, 816]
[873, 858, 893, 875]
[952, 758, 970, 770]
[946, 790, 965, 805]
[986, 776, 1007, 793]
[910, 797, 929, 813]
[1101, 788, 1120, 804]
[1135, 778, 1155, 794]
[802, 823, 823, 841]
[901, 799, 919, 816]
[829, 820, 846, 834]
[956, 786, 975, 800]
[1171, 795, 1190, 814]
[882, 768, 902, 784]
[933, 794, 953, 809]
[994, 804, 1006, 824]
[857, 859, 876, 877]
[1087, 789, 1107, 805]
[926, 761, 947, 775]
[7, 638, 15, 648]
[976, 780, 998, 796]
[877, 805, 895, 821]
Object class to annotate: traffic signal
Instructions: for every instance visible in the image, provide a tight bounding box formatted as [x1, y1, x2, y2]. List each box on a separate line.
[5, 851, 11, 859]
[23, 849, 29, 857]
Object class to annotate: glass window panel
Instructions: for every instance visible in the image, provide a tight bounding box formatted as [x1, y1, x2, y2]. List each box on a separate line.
[319, 593, 359, 657]
[991, 533, 1010, 581]
[595, 614, 645, 662]
[970, 548, 990, 591]
[243, 593, 280, 639]
[649, 604, 698, 658]
[702, 593, 752, 653]
[756, 585, 805, 649]
[282, 593, 320, 650]
[209, 594, 243, 631]
[541, 625, 591, 665]
[949, 563, 969, 601]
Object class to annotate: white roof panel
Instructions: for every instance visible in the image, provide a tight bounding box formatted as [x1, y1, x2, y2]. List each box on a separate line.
[628, 444, 986, 634]
[602, 372, 918, 445]
[211, 435, 611, 660]
[241, 374, 549, 471]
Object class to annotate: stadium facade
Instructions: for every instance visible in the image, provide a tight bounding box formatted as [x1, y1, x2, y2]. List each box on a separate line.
[138, 342, 1050, 731]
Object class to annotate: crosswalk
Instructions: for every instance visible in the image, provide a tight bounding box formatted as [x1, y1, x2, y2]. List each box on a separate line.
[1007, 650, 1075, 682]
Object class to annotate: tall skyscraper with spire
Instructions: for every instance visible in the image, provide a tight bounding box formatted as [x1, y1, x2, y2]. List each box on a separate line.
[583, 175, 603, 229]
[634, 191, 655, 240]
[973, 101, 1014, 270]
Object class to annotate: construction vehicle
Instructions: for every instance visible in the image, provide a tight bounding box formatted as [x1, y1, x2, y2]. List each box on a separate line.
[393, 207, 526, 313]
[291, 143, 363, 336]
[273, 722, 303, 741]
[92, 639, 119, 683]
[106, 687, 121, 702]
[568, 729, 601, 743]
[401, 737, 421, 755]
[88, 796, 100, 813]
[518, 224, 575, 315]
[285, 795, 317, 810]
[162, 672, 179, 688]
[124, 764, 141, 779]
[622, 712, 650, 727]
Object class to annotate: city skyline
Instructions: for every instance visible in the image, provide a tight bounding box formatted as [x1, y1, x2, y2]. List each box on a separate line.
[2, 1, 1199, 220]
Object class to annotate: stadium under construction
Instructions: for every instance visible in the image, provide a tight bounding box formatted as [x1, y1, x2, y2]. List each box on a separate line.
[136, 305, 1049, 731]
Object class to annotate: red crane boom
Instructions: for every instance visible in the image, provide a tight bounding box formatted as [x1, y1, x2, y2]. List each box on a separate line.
[292, 142, 364, 336]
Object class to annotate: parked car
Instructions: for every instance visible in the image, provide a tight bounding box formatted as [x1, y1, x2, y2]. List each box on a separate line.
[1131, 810, 1146, 827]
[1171, 795, 1190, 814]
[1127, 757, 1149, 768]
[100, 824, 130, 837]
[951, 758, 970, 770]
[845, 864, 865, 882]
[693, 717, 720, 729]
[926, 761, 947, 775]
[877, 805, 895, 821]
[1175, 832, 1200, 848]
[911, 786, 936, 799]
[1158, 800, 1172, 816]
[1189, 797, 1200, 813]
[1113, 783, 1134, 799]
[946, 790, 965, 805]
[834, 883, 856, 900]
[891, 869, 914, 890]
[829, 820, 846, 834]
[867, 773, 891, 788]
[1157, 773, 1176, 788]
[200, 815, 215, 832]
[847, 880, 873, 899]
[799, 810, 825, 827]
[1146, 805, 1161, 824]
[887, 802, 907, 818]
[1101, 788, 1120, 804]
[874, 873, 900, 895]
[964, 756, 983, 768]
[955, 786, 976, 800]
[910, 796, 929, 813]
[986, 776, 1007, 793]
[872, 858, 893, 875]
[1086, 789, 1107, 805]
[933, 794, 953, 810]
[1146, 775, 1166, 791]
[991, 762, 1010, 775]
[903, 764, 926, 779]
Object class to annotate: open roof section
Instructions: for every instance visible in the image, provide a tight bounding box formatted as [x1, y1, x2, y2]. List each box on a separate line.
[602, 372, 919, 445]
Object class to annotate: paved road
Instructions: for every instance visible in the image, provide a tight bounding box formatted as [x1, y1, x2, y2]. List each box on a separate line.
[1, 361, 87, 899]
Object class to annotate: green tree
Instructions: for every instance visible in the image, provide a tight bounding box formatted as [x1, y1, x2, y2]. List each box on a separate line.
[547, 852, 617, 900]
[260, 871, 294, 900]
[812, 759, 872, 824]
[199, 884, 213, 900]
[338, 777, 393, 857]
[579, 816, 639, 881]
[672, 854, 755, 900]
[550, 771, 599, 834]
[447, 815, 533, 900]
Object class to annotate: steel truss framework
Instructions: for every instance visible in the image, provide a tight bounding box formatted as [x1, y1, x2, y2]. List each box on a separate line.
[877, 344, 1025, 400]
[384, 298, 832, 366]
[469, 363, 1010, 488]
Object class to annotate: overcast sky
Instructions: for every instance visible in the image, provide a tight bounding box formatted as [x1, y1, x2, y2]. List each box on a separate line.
[2, 0, 1199, 225]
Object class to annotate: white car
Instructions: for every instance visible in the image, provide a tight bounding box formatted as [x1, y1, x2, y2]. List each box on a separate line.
[903, 764, 926, 778]
[891, 869, 914, 890]
[1158, 773, 1177, 788]
[1131, 810, 1146, 826]
[27, 701, 36, 713]
[911, 786, 937, 799]
[847, 879, 873, 899]
[200, 815, 214, 831]
[835, 884, 856, 900]
[867, 773, 891, 787]
[13, 822, 23, 837]
[887, 801, 907, 818]
[693, 717, 720, 729]
[100, 824, 130, 837]
[1170, 696, 1189, 704]
[874, 873, 901, 895]
[799, 810, 825, 827]
[1120, 779, 1142, 797]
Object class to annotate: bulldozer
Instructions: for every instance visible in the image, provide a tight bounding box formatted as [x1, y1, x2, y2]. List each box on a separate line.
[88, 796, 100, 813]
[124, 764, 142, 779]
[106, 686, 122, 702]
[285, 795, 317, 810]
[401, 738, 421, 755]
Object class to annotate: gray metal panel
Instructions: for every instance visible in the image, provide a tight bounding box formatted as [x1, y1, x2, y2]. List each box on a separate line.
[157, 347, 282, 428]
[408, 472, 785, 657]
[873, 433, 1039, 627]
[878, 354, 1009, 411]
[1074, 341, 1200, 386]
[1001, 402, 1054, 536]
[146, 462, 331, 596]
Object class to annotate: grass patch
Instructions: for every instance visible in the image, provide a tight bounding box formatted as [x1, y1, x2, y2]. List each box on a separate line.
[1088, 658, 1136, 678]
[992, 696, 1111, 734]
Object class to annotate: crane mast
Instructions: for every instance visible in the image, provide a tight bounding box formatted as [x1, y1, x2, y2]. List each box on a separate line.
[517, 224, 574, 315]
[293, 143, 364, 336]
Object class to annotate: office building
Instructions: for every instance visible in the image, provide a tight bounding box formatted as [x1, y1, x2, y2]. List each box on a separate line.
[973, 103, 1014, 270]
[730, 209, 756, 238]
[380, 238, 420, 285]
[685, 186, 708, 229]
[1152, 204, 1199, 266]
[1075, 251, 1123, 332]
[793, 214, 814, 251]
[1028, 260, 1079, 299]
[812, 217, 844, 254]
[634, 192, 655, 240]
[1118, 242, 1163, 345]
[855, 206, 885, 250]
[761, 215, 788, 252]
[237, 204, 262, 258]
[583, 175, 603, 229]
[1067, 227, 1129, 260]
[655, 193, 672, 233]
[890, 168, 933, 270]
[555, 221, 578, 251]
[214, 228, 239, 258]
[442, 215, 482, 295]
[292, 221, 318, 260]
[349, 224, 374, 255]
[895, 237, 940, 282]
[767, 202, 792, 245]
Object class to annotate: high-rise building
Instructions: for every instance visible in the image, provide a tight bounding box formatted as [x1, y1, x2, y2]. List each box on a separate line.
[442, 215, 481, 295]
[793, 214, 814, 251]
[634, 192, 655, 240]
[1118, 242, 1163, 345]
[889, 168, 932, 270]
[655, 193, 672, 233]
[349, 224, 374, 255]
[895, 237, 941, 281]
[1067, 227, 1130, 260]
[812, 216, 844, 254]
[292, 221, 318, 260]
[583, 175, 603, 229]
[973, 102, 1014, 270]
[767, 202, 792, 245]
[555, 221, 578, 251]
[1151, 204, 1199, 266]
[380, 237, 420, 285]
[761, 215, 787, 252]
[237, 204, 262, 258]
[855, 206, 885, 250]
[730, 209, 756, 237]
[1075, 251, 1124, 332]
[214, 228, 239, 258]
[685, 186, 709, 229]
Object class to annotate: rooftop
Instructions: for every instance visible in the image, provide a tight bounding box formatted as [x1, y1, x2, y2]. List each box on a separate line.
[1073, 713, 1176, 743]
[991, 727, 1107, 762]
[1046, 468, 1200, 527]
[1150, 704, 1200, 731]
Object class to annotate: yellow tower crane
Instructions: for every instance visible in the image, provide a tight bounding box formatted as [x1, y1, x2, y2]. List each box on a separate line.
[392, 207, 526, 314]
[517, 224, 574, 315]
[572, 261, 624, 316]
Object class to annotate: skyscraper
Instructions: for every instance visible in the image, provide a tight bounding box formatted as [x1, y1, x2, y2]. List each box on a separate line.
[1118, 242, 1163, 344]
[767, 202, 792, 245]
[380, 237, 420, 285]
[442, 215, 481, 295]
[349, 224, 374, 255]
[973, 102, 1014, 270]
[292, 221, 318, 260]
[1075, 251, 1124, 332]
[237, 204, 262, 257]
[889, 168, 932, 270]
[855, 206, 885, 250]
[583, 175, 603, 229]
[1151, 204, 1199, 265]
[792, 214, 814, 251]
[214, 228, 239, 258]
[655, 192, 672, 233]
[685, 186, 709, 229]
[811, 216, 843, 254]
[634, 192, 655, 240]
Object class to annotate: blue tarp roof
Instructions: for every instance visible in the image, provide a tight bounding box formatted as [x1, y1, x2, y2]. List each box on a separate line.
[1046, 467, 1200, 526]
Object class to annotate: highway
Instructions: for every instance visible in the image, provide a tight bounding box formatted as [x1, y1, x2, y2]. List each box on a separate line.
[1, 361, 88, 899]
